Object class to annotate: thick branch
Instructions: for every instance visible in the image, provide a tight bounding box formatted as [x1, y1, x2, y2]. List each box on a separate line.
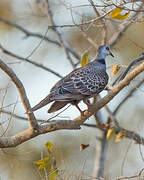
[0, 59, 38, 129]
[0, 55, 144, 147]
[0, 120, 81, 148]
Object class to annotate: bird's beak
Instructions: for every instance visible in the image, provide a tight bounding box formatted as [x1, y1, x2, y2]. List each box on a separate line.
[109, 51, 114, 57]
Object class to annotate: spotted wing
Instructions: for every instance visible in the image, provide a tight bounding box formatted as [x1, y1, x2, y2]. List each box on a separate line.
[50, 65, 108, 101]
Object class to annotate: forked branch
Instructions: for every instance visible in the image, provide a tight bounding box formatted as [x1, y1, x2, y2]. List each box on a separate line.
[0, 55, 144, 147]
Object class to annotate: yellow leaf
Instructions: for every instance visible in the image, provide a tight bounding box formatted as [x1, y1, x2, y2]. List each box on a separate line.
[109, 8, 130, 20]
[110, 64, 120, 78]
[38, 162, 51, 170]
[115, 130, 127, 143]
[106, 127, 116, 140]
[45, 142, 53, 153]
[81, 50, 89, 67]
[49, 169, 58, 180]
[33, 157, 50, 165]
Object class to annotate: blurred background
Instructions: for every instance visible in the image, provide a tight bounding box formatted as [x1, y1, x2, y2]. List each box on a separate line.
[0, 0, 144, 179]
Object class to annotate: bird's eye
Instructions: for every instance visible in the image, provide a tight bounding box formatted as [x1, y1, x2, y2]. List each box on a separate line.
[106, 47, 109, 50]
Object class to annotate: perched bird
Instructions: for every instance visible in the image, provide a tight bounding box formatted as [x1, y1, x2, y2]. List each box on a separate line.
[29, 45, 114, 115]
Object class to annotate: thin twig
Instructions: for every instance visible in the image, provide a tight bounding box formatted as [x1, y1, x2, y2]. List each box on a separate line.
[0, 17, 80, 62]
[120, 142, 132, 177]
[88, 0, 107, 45]
[45, 0, 75, 68]
[26, 25, 49, 59]
[115, 168, 144, 180]
[113, 78, 144, 115]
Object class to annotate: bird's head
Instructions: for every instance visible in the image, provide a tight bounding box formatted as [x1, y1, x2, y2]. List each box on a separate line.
[98, 45, 114, 58]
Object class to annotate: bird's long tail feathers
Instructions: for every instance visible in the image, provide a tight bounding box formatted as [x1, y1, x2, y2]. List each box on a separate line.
[48, 101, 68, 113]
[29, 94, 53, 113]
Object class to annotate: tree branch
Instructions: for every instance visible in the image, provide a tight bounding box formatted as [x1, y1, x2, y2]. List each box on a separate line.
[0, 17, 80, 62]
[74, 55, 144, 122]
[0, 44, 63, 78]
[0, 120, 82, 148]
[0, 58, 38, 129]
[45, 0, 76, 68]
[0, 54, 144, 147]
[113, 78, 144, 115]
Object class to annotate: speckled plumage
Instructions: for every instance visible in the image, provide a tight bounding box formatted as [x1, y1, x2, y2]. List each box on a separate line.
[29, 45, 114, 114]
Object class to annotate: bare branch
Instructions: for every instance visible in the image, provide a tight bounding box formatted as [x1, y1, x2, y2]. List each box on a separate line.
[0, 54, 144, 147]
[0, 109, 45, 123]
[0, 44, 63, 78]
[88, 0, 107, 45]
[0, 58, 38, 129]
[93, 113, 107, 178]
[0, 120, 82, 148]
[113, 79, 144, 115]
[45, 0, 76, 68]
[115, 168, 144, 180]
[0, 17, 80, 62]
[0, 17, 60, 46]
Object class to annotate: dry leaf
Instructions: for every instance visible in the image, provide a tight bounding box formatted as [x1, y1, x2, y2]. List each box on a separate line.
[110, 64, 120, 78]
[109, 8, 130, 20]
[115, 130, 127, 143]
[81, 50, 89, 67]
[80, 144, 89, 151]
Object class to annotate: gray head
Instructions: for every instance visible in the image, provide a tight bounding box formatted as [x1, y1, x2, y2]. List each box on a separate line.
[97, 45, 114, 59]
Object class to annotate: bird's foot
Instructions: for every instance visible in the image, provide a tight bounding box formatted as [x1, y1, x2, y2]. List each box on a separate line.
[79, 109, 91, 117]
[87, 104, 94, 111]
[83, 99, 92, 110]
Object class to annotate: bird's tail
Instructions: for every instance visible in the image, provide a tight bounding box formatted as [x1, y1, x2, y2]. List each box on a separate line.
[48, 101, 68, 113]
[28, 94, 53, 113]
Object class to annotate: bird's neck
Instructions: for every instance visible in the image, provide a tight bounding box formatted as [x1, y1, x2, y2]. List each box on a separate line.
[95, 52, 107, 69]
[97, 52, 106, 60]
[92, 58, 106, 70]
[96, 59, 106, 65]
